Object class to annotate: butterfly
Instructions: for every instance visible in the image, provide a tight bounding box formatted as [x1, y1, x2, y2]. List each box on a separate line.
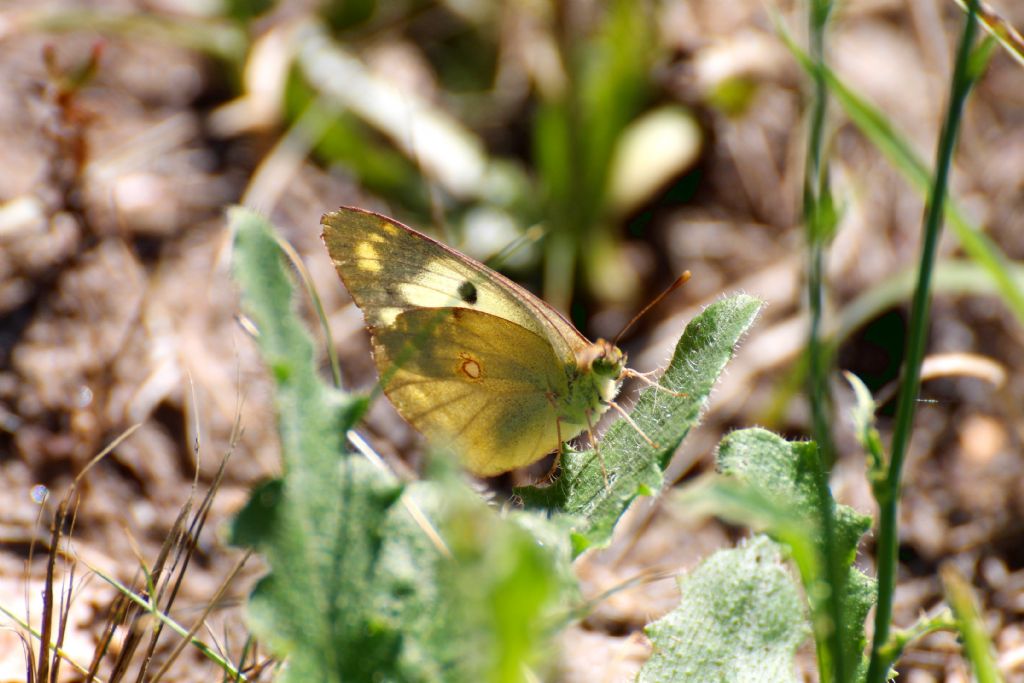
[322, 207, 681, 478]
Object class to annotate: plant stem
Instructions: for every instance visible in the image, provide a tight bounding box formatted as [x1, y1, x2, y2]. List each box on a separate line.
[866, 3, 981, 681]
[802, 1, 847, 681]
[805, 0, 835, 470]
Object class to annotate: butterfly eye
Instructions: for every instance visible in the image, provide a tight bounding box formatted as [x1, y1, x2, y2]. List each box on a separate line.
[592, 355, 616, 376]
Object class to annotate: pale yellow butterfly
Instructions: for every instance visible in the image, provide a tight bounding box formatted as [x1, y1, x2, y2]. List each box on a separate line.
[322, 207, 682, 477]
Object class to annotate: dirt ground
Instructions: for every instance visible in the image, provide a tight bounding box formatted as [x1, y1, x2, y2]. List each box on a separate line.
[1, 0, 1023, 681]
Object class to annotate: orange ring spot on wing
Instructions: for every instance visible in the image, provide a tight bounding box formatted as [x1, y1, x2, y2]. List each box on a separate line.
[457, 352, 483, 382]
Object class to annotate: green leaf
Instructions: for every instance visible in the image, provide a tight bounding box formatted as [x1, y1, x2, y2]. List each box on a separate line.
[227, 208, 366, 477]
[228, 208, 576, 681]
[238, 458, 406, 681]
[844, 372, 886, 489]
[518, 294, 763, 554]
[639, 536, 808, 683]
[941, 565, 1004, 683]
[714, 429, 876, 682]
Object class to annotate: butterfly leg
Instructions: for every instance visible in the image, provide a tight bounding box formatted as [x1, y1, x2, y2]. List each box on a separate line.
[540, 389, 563, 485]
[604, 400, 660, 450]
[584, 408, 609, 489]
[539, 415, 565, 485]
[622, 368, 687, 398]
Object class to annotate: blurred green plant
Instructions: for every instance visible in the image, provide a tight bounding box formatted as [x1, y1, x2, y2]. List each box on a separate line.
[222, 0, 275, 23]
[285, 0, 701, 315]
[533, 0, 655, 311]
[283, 74, 432, 211]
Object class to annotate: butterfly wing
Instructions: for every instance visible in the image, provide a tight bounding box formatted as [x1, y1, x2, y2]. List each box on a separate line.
[322, 207, 588, 362]
[373, 307, 577, 476]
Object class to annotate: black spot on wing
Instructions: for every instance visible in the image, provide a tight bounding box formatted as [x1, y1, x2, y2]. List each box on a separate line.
[457, 280, 478, 305]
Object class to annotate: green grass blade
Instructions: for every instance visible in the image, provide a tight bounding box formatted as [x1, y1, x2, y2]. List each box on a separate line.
[783, 31, 1024, 327]
[86, 565, 248, 680]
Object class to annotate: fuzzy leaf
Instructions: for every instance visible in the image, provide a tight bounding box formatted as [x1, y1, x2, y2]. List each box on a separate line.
[639, 536, 808, 683]
[715, 429, 876, 681]
[518, 295, 763, 554]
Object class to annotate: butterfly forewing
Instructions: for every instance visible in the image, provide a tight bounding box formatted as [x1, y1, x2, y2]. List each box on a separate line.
[322, 208, 587, 362]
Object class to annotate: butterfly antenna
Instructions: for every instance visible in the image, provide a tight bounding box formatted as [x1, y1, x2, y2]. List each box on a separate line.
[613, 271, 692, 345]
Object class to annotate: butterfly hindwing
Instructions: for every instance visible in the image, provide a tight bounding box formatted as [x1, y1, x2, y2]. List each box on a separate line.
[373, 307, 570, 476]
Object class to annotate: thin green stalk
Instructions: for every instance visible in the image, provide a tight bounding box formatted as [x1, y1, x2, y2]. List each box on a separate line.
[802, 1, 846, 681]
[866, 3, 982, 681]
[805, 0, 835, 469]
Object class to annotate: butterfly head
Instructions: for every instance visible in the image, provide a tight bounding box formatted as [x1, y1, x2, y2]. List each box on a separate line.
[578, 339, 626, 380]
